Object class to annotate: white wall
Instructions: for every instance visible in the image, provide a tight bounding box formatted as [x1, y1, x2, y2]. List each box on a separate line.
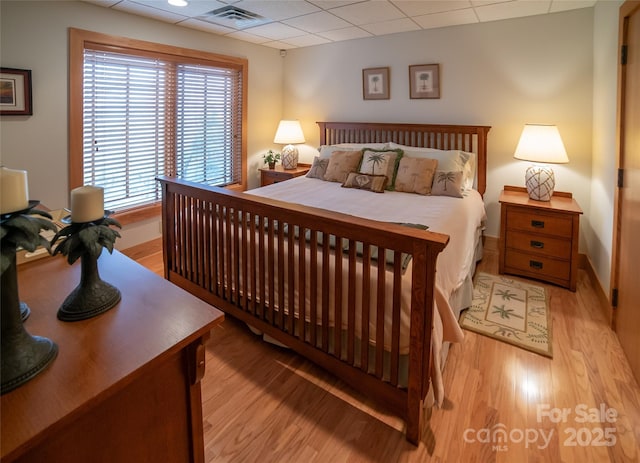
[283, 9, 595, 247]
[590, 0, 623, 294]
[1, 1, 622, 290]
[0, 1, 282, 249]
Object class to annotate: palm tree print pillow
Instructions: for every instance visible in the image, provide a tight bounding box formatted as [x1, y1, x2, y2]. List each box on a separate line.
[306, 156, 329, 179]
[431, 170, 464, 198]
[358, 149, 403, 190]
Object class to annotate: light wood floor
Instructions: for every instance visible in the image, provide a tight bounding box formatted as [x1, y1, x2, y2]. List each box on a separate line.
[123, 239, 640, 462]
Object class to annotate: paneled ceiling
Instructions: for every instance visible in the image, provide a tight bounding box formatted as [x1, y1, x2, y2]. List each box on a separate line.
[83, 0, 597, 50]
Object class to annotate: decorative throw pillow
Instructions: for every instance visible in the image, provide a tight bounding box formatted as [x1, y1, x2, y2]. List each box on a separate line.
[394, 157, 438, 195]
[306, 156, 329, 179]
[388, 143, 472, 187]
[323, 150, 363, 183]
[358, 149, 403, 190]
[342, 172, 388, 193]
[431, 171, 465, 198]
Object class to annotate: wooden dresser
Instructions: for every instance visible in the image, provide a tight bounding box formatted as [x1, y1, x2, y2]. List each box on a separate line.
[1, 250, 224, 462]
[499, 186, 583, 291]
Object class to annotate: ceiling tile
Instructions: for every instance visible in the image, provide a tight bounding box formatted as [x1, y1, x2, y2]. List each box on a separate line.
[244, 22, 307, 40]
[330, 1, 406, 26]
[412, 8, 478, 29]
[470, 0, 513, 6]
[179, 18, 237, 35]
[282, 11, 351, 33]
[317, 26, 372, 41]
[308, 1, 364, 9]
[233, 0, 321, 21]
[392, 0, 472, 17]
[550, 0, 596, 13]
[360, 18, 421, 36]
[225, 30, 272, 43]
[282, 34, 332, 47]
[262, 40, 298, 49]
[129, 0, 224, 17]
[113, 1, 189, 23]
[82, 0, 122, 6]
[475, 0, 552, 22]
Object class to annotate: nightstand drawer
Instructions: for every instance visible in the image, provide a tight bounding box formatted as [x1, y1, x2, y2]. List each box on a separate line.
[504, 250, 571, 281]
[267, 171, 292, 181]
[506, 209, 573, 237]
[259, 165, 310, 187]
[505, 230, 571, 260]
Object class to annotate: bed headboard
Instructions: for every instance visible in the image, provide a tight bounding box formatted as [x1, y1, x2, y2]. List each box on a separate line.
[317, 121, 491, 196]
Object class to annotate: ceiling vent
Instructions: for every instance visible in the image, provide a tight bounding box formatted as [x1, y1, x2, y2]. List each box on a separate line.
[198, 6, 269, 29]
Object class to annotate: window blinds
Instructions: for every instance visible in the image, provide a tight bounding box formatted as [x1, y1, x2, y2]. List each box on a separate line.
[83, 49, 243, 211]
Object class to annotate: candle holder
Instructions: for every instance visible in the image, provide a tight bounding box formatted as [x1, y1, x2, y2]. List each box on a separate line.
[51, 212, 122, 322]
[1, 201, 59, 394]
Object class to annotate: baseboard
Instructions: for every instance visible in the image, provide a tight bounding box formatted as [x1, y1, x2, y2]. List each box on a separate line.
[578, 253, 613, 326]
[483, 235, 498, 252]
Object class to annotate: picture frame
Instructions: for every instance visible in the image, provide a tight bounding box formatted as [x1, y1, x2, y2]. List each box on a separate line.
[1, 68, 33, 115]
[362, 67, 390, 100]
[409, 64, 440, 99]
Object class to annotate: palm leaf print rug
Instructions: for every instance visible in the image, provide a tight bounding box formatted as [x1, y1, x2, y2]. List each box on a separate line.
[460, 272, 552, 358]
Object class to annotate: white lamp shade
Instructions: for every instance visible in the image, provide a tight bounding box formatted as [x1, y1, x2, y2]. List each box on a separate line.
[274, 120, 305, 144]
[513, 124, 569, 164]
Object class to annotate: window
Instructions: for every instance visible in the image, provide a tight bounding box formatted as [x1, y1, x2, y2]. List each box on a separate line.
[70, 29, 247, 220]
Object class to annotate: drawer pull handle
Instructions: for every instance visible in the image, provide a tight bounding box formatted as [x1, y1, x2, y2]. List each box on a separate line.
[530, 260, 544, 270]
[531, 220, 545, 228]
[530, 240, 545, 249]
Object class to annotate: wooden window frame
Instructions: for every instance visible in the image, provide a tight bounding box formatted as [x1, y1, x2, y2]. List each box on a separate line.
[69, 28, 248, 225]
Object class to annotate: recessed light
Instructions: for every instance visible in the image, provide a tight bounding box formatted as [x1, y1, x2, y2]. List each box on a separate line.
[168, 0, 188, 6]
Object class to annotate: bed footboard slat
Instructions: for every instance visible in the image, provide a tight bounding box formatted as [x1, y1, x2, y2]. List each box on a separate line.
[334, 235, 343, 359]
[390, 255, 403, 386]
[375, 247, 386, 379]
[347, 243, 357, 364]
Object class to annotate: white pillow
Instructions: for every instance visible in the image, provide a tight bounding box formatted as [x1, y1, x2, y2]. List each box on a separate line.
[463, 151, 476, 191]
[319, 143, 387, 159]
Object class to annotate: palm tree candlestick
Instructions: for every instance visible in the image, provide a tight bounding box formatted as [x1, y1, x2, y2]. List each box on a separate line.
[51, 212, 122, 321]
[1, 203, 59, 394]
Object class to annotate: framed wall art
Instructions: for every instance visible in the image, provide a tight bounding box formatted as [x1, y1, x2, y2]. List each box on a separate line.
[409, 64, 440, 99]
[1, 68, 33, 115]
[362, 67, 390, 100]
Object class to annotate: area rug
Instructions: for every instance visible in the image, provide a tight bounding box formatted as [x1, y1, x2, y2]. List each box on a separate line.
[460, 272, 552, 358]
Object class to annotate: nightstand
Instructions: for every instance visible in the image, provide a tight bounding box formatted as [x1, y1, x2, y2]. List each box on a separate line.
[259, 164, 310, 186]
[499, 185, 583, 291]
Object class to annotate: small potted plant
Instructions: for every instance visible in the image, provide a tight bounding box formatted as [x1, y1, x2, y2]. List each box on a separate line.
[263, 150, 281, 169]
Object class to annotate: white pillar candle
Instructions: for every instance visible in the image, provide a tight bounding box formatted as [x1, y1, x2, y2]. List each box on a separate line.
[0, 167, 29, 214]
[70, 186, 104, 222]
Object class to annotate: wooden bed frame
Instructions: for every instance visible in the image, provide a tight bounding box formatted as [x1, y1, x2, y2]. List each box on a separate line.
[158, 121, 490, 444]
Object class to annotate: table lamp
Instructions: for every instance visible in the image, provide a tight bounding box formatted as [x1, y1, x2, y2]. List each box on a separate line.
[274, 120, 305, 170]
[513, 124, 569, 201]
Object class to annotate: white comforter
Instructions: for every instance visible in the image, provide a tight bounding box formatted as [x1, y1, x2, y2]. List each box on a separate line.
[247, 176, 486, 403]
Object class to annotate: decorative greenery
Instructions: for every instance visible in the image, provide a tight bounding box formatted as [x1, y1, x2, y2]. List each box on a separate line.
[263, 150, 281, 165]
[51, 216, 121, 265]
[0, 209, 57, 274]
